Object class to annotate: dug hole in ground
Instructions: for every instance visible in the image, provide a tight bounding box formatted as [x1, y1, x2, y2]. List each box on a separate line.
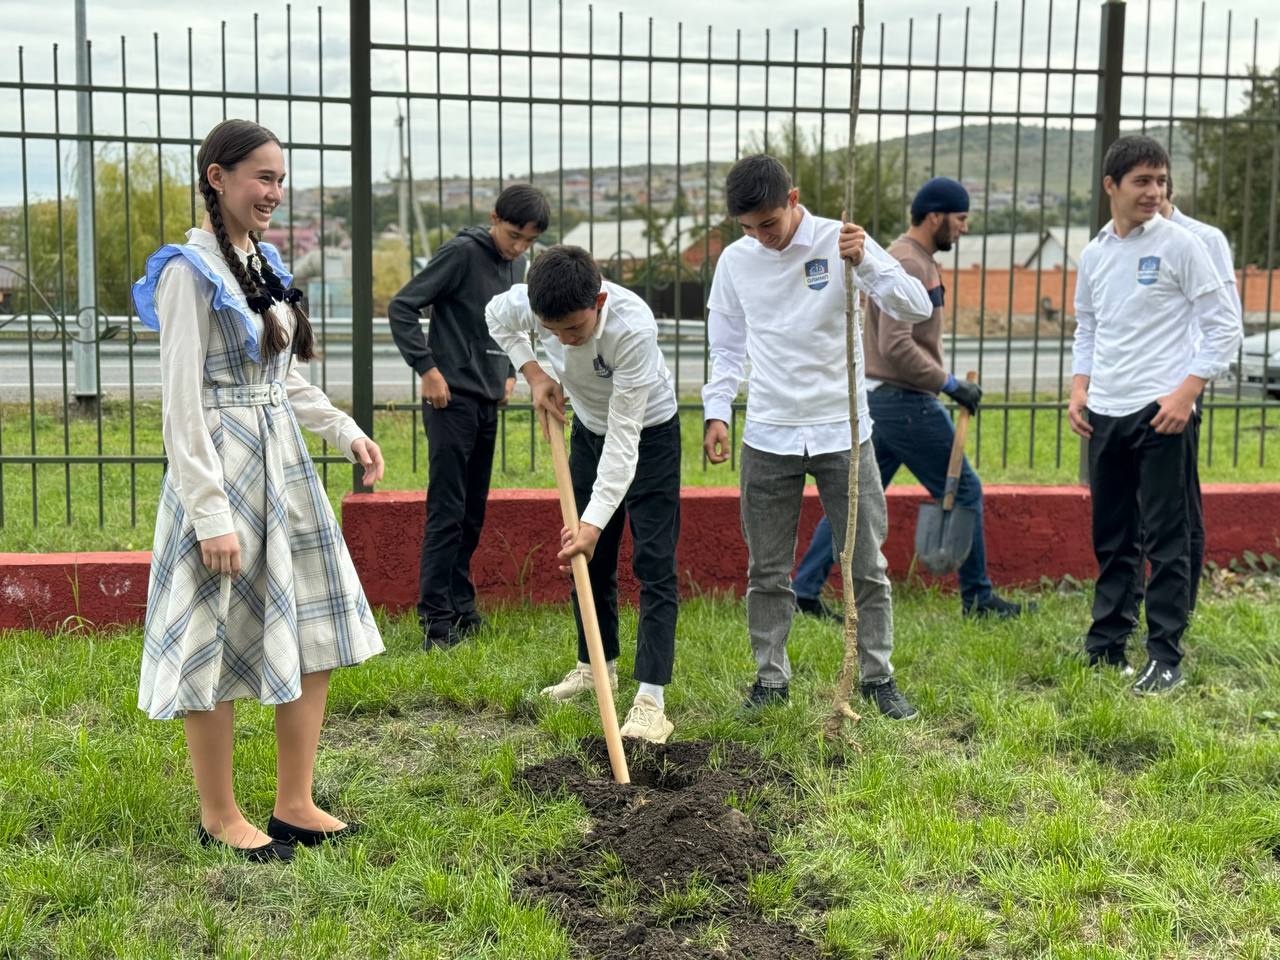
[517, 738, 822, 959]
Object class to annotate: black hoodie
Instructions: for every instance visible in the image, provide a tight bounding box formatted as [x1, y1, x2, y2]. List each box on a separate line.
[388, 225, 524, 403]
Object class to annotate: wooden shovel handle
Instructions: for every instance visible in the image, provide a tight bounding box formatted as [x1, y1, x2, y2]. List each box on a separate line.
[942, 371, 978, 511]
[543, 411, 630, 785]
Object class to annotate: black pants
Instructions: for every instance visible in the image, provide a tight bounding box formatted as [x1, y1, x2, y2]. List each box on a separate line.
[1086, 402, 1196, 665]
[569, 415, 681, 685]
[418, 394, 498, 634]
[1122, 408, 1206, 622]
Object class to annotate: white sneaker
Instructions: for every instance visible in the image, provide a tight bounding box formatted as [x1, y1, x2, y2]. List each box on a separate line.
[619, 694, 674, 743]
[540, 663, 617, 701]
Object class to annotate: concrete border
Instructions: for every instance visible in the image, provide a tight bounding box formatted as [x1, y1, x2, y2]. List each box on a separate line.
[3, 484, 1278, 630]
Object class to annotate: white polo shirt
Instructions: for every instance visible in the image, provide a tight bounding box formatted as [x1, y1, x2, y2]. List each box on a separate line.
[486, 280, 678, 530]
[1072, 213, 1243, 417]
[1170, 206, 1240, 296]
[702, 207, 934, 455]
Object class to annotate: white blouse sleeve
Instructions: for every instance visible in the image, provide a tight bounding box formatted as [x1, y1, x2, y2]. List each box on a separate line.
[155, 261, 235, 541]
[283, 350, 367, 461]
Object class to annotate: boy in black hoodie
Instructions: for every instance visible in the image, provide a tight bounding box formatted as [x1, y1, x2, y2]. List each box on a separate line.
[389, 184, 550, 649]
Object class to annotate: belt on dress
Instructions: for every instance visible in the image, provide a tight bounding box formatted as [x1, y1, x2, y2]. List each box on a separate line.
[202, 380, 286, 408]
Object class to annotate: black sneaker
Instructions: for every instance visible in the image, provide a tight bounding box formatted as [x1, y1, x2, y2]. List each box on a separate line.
[742, 681, 789, 710]
[795, 596, 841, 622]
[1132, 659, 1184, 695]
[422, 624, 462, 651]
[963, 594, 1035, 620]
[452, 613, 488, 638]
[1087, 649, 1136, 677]
[860, 678, 919, 720]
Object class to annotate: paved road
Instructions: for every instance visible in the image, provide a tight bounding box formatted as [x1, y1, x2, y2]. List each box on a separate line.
[1, 326, 1264, 403]
[4, 336, 1093, 403]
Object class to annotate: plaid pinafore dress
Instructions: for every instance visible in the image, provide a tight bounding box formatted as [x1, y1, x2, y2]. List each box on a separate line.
[133, 232, 383, 720]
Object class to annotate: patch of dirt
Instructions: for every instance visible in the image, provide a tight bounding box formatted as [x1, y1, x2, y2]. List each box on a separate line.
[517, 739, 822, 959]
[1078, 731, 1171, 772]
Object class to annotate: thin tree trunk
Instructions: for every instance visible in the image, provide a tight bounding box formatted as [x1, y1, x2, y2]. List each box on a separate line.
[825, 0, 867, 741]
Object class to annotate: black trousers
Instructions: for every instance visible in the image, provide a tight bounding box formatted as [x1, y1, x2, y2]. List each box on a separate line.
[568, 415, 681, 685]
[1086, 401, 1197, 665]
[418, 394, 498, 633]
[1122, 408, 1206, 622]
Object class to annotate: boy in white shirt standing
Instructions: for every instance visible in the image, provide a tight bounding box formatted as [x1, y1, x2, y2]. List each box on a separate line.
[1155, 173, 1240, 615]
[703, 154, 934, 720]
[1070, 135, 1242, 694]
[486, 245, 681, 742]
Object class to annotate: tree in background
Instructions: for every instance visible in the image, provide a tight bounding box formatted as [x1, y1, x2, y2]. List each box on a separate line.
[745, 121, 907, 244]
[1183, 66, 1280, 269]
[1, 147, 194, 318]
[372, 233, 412, 316]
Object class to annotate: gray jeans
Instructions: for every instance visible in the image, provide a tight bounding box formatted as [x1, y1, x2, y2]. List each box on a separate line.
[739, 439, 894, 687]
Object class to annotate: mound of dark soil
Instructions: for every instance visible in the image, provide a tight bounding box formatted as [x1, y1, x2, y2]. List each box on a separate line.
[517, 739, 821, 959]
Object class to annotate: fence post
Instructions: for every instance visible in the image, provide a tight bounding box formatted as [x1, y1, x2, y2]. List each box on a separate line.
[349, 0, 374, 493]
[1080, 0, 1126, 484]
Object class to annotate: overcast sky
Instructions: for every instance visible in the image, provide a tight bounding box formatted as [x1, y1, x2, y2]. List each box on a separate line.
[2, 0, 1278, 204]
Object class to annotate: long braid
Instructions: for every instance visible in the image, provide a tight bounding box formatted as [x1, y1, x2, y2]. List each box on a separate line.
[201, 182, 289, 359]
[250, 233, 316, 361]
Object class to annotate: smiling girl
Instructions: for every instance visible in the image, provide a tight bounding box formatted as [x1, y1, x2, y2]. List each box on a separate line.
[133, 119, 385, 862]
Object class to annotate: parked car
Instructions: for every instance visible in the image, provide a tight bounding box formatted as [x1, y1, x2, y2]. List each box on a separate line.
[1230, 331, 1280, 399]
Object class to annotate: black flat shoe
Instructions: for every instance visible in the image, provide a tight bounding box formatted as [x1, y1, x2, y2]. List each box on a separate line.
[267, 815, 364, 847]
[197, 824, 295, 862]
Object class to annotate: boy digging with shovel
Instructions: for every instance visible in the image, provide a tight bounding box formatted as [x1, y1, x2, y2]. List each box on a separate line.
[486, 245, 681, 742]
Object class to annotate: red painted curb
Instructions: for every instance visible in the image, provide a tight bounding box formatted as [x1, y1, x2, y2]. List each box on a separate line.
[328, 482, 1280, 611]
[0, 552, 151, 631]
[3, 484, 1278, 630]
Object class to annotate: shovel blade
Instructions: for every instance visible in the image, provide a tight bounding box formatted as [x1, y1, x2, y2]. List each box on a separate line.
[914, 501, 978, 574]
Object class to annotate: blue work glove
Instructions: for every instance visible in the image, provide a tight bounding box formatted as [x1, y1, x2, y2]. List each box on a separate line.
[942, 374, 982, 414]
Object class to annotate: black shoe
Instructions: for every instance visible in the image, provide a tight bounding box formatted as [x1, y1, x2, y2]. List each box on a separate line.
[860, 678, 920, 720]
[742, 681, 789, 710]
[795, 596, 842, 622]
[963, 594, 1035, 620]
[452, 613, 488, 638]
[197, 824, 295, 862]
[422, 624, 462, 651]
[1132, 659, 1184, 695]
[1087, 649, 1136, 677]
[267, 815, 364, 847]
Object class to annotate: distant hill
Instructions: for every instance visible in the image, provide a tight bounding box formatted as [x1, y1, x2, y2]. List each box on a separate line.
[895, 122, 1195, 198]
[261, 121, 1202, 229]
[390, 121, 1197, 205]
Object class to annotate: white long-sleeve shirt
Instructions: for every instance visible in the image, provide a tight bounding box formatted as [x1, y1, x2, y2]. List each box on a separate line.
[701, 207, 934, 454]
[1168, 207, 1242, 352]
[1072, 213, 1243, 417]
[486, 281, 678, 531]
[156, 234, 366, 540]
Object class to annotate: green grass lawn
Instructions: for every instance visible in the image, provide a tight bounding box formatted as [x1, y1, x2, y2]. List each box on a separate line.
[1, 397, 1277, 553]
[2, 586, 1279, 958]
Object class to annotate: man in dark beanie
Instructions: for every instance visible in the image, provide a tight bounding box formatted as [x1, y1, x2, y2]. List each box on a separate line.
[792, 176, 1031, 620]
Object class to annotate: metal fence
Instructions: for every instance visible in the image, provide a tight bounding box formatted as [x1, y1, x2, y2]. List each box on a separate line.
[0, 0, 1277, 540]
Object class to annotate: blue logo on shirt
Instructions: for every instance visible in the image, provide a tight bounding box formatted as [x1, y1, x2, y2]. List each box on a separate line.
[804, 258, 830, 290]
[1137, 255, 1161, 285]
[593, 354, 614, 379]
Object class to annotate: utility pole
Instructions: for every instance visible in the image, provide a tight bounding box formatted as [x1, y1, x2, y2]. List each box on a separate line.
[74, 0, 99, 414]
[396, 103, 409, 241]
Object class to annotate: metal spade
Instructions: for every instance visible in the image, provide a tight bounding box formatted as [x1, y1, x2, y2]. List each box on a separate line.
[915, 371, 979, 574]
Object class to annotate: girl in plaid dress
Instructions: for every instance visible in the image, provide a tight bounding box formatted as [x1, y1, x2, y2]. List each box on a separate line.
[133, 120, 385, 862]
